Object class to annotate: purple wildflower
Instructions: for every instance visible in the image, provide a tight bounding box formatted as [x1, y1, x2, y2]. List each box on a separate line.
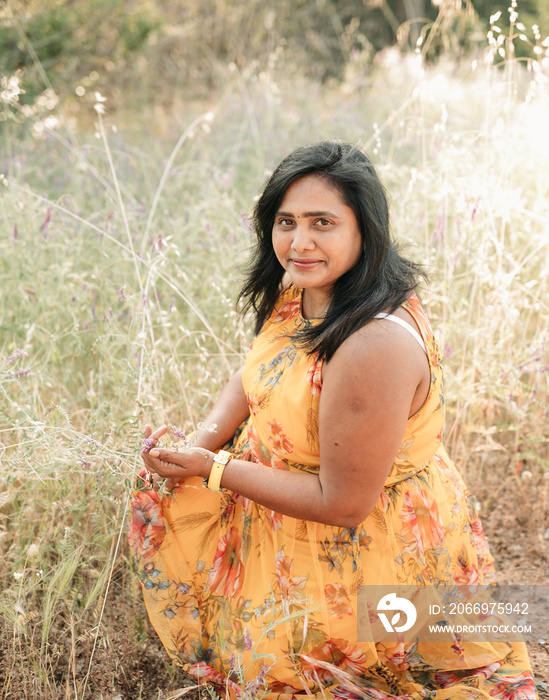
[141, 437, 156, 454]
[40, 207, 52, 235]
[7, 348, 27, 363]
[471, 197, 481, 221]
[13, 369, 30, 378]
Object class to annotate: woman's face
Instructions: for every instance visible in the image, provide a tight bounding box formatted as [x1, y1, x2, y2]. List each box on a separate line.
[272, 175, 363, 307]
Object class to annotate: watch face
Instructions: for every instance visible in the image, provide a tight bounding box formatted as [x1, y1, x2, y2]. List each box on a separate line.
[215, 450, 231, 465]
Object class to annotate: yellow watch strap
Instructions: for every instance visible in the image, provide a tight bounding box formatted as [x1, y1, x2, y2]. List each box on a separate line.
[207, 450, 232, 491]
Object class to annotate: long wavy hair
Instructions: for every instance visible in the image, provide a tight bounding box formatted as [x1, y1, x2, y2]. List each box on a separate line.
[238, 140, 426, 362]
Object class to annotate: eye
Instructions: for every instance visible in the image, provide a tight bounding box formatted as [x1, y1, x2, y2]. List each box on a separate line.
[315, 218, 332, 227]
[276, 217, 294, 227]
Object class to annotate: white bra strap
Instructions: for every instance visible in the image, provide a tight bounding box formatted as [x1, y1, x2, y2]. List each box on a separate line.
[374, 313, 428, 355]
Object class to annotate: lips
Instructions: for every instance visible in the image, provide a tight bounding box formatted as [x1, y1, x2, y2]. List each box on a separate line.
[290, 259, 323, 269]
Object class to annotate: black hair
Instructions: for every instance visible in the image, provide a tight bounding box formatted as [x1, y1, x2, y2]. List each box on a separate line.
[238, 140, 426, 362]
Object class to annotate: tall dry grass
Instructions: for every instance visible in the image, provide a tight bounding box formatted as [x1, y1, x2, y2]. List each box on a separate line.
[1, 9, 548, 698]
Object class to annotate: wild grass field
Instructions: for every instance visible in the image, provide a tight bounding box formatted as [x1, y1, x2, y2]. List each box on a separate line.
[1, 7, 549, 699]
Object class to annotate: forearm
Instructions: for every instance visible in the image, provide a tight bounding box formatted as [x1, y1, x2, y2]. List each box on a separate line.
[191, 367, 250, 451]
[217, 457, 351, 527]
[147, 443, 372, 527]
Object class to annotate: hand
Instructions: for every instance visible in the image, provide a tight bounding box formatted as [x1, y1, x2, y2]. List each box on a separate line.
[141, 424, 213, 491]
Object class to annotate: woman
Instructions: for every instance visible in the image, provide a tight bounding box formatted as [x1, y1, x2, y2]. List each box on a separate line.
[131, 142, 536, 699]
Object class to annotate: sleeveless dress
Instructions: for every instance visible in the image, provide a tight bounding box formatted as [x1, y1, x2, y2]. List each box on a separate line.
[129, 285, 536, 700]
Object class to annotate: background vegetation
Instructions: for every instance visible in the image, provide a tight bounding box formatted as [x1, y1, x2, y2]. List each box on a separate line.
[1, 0, 548, 698]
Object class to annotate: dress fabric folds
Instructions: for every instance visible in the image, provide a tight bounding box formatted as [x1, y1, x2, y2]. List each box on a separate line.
[129, 285, 536, 699]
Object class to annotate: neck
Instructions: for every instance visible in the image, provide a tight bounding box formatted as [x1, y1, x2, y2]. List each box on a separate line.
[301, 289, 330, 319]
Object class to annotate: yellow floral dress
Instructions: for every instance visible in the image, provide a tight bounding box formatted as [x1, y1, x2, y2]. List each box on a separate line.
[129, 285, 536, 700]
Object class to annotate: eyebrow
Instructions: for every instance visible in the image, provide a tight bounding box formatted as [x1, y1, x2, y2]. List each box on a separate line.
[275, 210, 339, 219]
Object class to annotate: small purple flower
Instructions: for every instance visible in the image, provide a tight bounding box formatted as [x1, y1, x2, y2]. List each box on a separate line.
[40, 207, 52, 237]
[141, 437, 156, 454]
[471, 197, 481, 221]
[7, 348, 27, 363]
[172, 426, 187, 442]
[13, 369, 30, 378]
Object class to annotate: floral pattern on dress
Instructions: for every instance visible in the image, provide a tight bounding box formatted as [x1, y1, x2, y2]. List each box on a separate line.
[301, 638, 368, 684]
[207, 527, 246, 597]
[129, 488, 166, 559]
[306, 355, 323, 395]
[130, 284, 536, 700]
[325, 582, 353, 618]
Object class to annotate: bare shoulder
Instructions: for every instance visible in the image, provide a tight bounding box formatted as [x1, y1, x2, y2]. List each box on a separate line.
[321, 311, 430, 417]
[323, 312, 425, 379]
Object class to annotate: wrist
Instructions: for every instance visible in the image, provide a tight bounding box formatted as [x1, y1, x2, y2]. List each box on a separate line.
[190, 447, 215, 478]
[205, 449, 232, 491]
[192, 429, 223, 453]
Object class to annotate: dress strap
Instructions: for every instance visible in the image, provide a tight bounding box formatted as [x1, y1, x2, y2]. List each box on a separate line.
[373, 313, 427, 355]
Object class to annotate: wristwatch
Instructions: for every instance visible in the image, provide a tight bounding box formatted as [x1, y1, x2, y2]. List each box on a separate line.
[206, 450, 232, 491]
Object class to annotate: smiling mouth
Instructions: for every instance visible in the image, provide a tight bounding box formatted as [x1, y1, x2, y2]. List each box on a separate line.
[291, 259, 323, 268]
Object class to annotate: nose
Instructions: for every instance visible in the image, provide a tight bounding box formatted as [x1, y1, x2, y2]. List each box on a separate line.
[290, 223, 315, 253]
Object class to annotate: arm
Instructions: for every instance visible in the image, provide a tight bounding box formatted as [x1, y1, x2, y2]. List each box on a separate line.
[144, 366, 249, 451]
[144, 322, 429, 527]
[141, 366, 249, 487]
[188, 366, 250, 451]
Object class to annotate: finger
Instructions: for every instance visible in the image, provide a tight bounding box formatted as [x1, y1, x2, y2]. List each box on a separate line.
[151, 425, 168, 440]
[149, 448, 184, 466]
[141, 425, 168, 455]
